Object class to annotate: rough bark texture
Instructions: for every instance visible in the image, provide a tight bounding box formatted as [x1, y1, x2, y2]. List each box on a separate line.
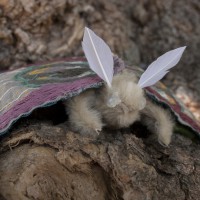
[0, 0, 200, 199]
[0, 117, 200, 200]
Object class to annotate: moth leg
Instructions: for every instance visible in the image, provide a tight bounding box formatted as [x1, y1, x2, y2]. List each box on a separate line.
[141, 99, 174, 146]
[64, 90, 103, 137]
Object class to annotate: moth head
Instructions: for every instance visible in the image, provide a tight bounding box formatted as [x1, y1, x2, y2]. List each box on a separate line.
[106, 71, 146, 110]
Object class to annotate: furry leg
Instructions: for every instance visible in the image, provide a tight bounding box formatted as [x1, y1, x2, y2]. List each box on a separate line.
[64, 90, 103, 136]
[141, 99, 174, 146]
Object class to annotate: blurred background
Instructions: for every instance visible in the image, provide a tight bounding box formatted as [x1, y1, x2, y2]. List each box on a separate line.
[0, 0, 199, 122]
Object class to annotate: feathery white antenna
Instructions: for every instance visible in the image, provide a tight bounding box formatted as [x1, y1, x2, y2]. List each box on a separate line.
[82, 27, 114, 88]
[138, 46, 186, 88]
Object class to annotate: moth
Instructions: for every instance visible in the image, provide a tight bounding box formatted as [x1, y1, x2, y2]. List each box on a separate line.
[64, 28, 186, 146]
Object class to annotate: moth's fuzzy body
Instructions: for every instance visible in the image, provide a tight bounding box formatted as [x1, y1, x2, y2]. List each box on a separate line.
[64, 69, 174, 146]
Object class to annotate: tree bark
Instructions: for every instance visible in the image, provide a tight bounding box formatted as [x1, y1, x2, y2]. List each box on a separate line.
[0, 119, 200, 200]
